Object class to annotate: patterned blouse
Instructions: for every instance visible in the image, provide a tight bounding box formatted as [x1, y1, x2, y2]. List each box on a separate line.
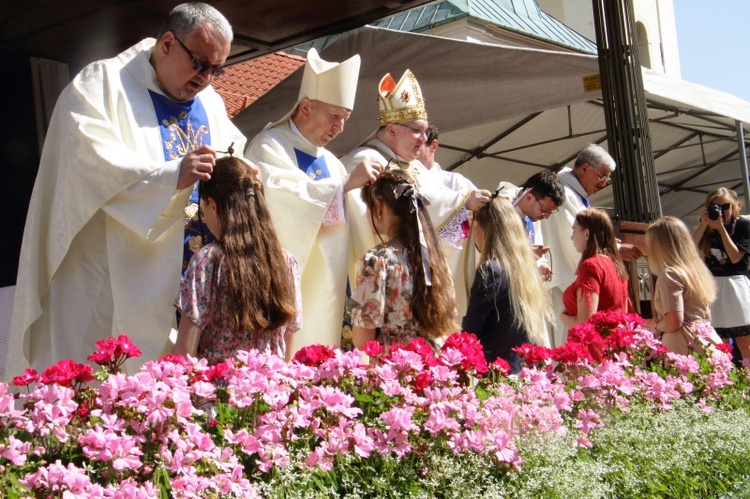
[175, 243, 302, 364]
[349, 244, 420, 348]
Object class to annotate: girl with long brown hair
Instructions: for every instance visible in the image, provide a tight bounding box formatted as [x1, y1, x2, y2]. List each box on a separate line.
[173, 156, 301, 363]
[349, 170, 457, 350]
[560, 208, 630, 333]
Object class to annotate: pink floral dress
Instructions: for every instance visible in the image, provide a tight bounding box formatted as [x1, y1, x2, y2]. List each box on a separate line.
[175, 243, 302, 364]
[349, 244, 419, 347]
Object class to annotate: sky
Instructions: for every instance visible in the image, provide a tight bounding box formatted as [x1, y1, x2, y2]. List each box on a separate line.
[673, 0, 750, 102]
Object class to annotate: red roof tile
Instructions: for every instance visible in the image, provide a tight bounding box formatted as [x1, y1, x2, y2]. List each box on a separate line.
[213, 51, 306, 118]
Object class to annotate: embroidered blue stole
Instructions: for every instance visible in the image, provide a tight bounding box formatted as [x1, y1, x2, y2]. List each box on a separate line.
[294, 148, 331, 180]
[150, 90, 210, 159]
[148, 90, 215, 274]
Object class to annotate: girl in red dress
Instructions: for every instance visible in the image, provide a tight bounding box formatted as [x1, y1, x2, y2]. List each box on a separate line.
[561, 208, 630, 335]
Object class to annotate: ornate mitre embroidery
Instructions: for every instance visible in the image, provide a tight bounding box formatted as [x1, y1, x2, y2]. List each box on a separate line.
[377, 70, 428, 125]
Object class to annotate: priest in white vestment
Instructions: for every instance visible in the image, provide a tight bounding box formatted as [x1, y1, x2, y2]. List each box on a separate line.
[6, 3, 249, 378]
[245, 49, 381, 354]
[539, 144, 617, 347]
[342, 70, 492, 316]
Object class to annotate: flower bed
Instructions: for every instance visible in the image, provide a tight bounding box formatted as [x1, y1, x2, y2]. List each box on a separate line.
[2, 313, 750, 498]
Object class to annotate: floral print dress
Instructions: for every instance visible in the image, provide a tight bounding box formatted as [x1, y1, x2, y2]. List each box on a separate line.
[175, 243, 302, 364]
[349, 244, 419, 347]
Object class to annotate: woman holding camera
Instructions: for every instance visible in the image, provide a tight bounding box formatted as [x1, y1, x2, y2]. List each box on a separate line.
[693, 187, 750, 362]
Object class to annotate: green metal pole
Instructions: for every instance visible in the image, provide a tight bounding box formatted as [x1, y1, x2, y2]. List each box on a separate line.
[591, 0, 662, 223]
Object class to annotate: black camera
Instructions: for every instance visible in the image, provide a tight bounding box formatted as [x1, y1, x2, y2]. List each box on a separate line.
[708, 204, 723, 221]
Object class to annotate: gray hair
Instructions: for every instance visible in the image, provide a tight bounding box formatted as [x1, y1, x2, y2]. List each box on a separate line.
[574, 144, 616, 172]
[158, 2, 233, 42]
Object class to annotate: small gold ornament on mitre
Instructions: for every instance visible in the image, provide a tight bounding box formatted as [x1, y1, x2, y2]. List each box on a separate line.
[377, 69, 428, 125]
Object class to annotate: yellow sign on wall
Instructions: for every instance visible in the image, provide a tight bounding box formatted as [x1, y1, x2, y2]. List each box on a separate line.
[583, 74, 602, 92]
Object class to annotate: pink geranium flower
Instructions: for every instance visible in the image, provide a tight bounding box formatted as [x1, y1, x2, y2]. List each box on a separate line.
[40, 359, 94, 387]
[385, 337, 438, 367]
[363, 340, 385, 357]
[12, 368, 39, 387]
[5, 309, 749, 494]
[513, 344, 552, 365]
[293, 344, 336, 367]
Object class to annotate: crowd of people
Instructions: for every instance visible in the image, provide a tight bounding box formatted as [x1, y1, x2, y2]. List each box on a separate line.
[6, 2, 750, 379]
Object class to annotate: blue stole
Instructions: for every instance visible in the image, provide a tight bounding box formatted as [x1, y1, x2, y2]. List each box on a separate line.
[580, 193, 591, 208]
[147, 90, 215, 274]
[150, 90, 210, 159]
[523, 216, 536, 244]
[294, 148, 331, 181]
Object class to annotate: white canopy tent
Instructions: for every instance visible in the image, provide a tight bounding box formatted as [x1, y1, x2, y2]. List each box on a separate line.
[233, 26, 750, 226]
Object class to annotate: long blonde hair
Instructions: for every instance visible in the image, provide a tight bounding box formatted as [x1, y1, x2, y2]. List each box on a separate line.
[474, 195, 552, 345]
[646, 216, 717, 307]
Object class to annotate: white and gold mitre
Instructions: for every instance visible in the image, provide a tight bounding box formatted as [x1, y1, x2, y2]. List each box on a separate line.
[298, 48, 361, 110]
[377, 69, 428, 125]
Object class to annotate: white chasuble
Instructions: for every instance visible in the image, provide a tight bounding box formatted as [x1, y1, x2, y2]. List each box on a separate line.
[538, 167, 588, 347]
[6, 38, 247, 378]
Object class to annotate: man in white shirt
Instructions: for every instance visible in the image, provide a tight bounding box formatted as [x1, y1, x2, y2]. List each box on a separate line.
[416, 124, 476, 192]
[497, 170, 566, 283]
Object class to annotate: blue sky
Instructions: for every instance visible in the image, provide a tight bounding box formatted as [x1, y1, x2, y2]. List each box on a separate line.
[673, 0, 750, 102]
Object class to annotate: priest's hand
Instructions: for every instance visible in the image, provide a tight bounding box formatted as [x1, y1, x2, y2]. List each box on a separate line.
[466, 188, 492, 211]
[617, 242, 643, 262]
[538, 263, 553, 282]
[343, 159, 382, 192]
[533, 244, 551, 258]
[177, 146, 217, 189]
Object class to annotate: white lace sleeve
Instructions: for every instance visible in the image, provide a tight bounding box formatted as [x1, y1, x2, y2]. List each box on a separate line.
[438, 207, 471, 248]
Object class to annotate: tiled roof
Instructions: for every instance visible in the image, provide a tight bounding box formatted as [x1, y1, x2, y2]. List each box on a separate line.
[213, 51, 305, 118]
